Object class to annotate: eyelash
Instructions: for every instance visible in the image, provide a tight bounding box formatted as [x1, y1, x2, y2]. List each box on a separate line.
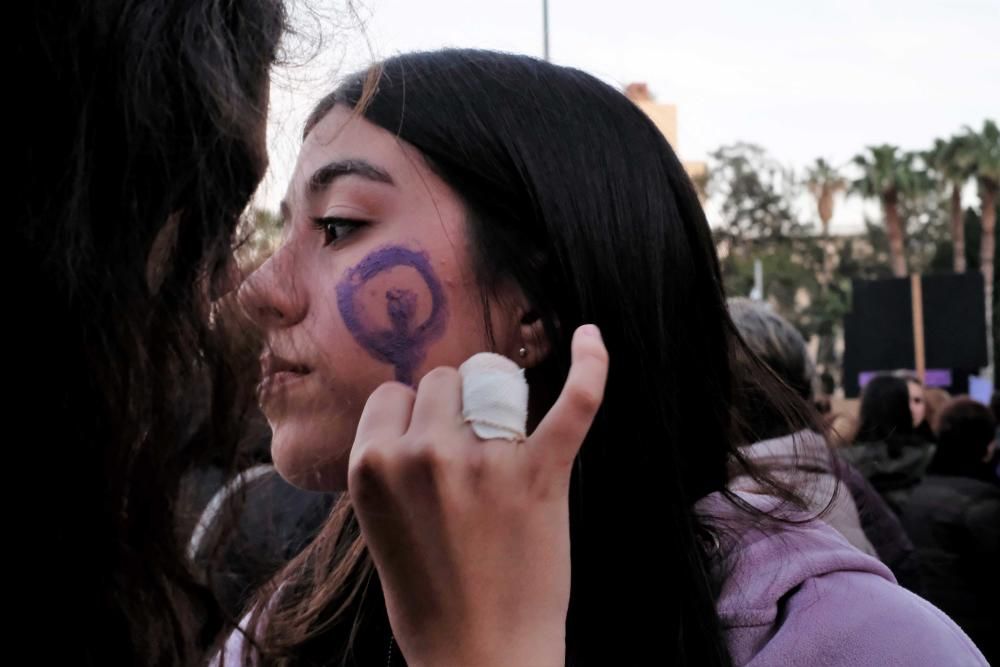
[310, 216, 367, 247]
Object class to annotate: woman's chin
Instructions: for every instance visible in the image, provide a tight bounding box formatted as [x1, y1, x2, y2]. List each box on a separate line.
[270, 424, 350, 492]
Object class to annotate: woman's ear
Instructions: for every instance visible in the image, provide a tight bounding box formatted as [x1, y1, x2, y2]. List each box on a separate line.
[492, 277, 553, 367]
[514, 308, 551, 368]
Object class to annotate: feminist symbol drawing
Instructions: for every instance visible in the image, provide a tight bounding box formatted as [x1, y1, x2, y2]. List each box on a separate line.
[336, 245, 448, 385]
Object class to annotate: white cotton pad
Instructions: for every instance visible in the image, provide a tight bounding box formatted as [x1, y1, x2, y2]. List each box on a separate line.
[458, 352, 529, 441]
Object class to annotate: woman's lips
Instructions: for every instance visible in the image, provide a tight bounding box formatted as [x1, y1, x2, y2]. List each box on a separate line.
[259, 353, 312, 399]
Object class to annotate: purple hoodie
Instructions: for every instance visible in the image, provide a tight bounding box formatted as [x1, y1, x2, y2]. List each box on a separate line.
[219, 491, 988, 666]
[696, 491, 988, 666]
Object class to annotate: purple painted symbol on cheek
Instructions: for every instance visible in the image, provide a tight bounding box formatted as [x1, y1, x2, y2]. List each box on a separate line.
[336, 246, 448, 385]
[386, 288, 418, 333]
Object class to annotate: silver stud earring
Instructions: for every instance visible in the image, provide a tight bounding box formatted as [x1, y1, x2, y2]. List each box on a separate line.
[518, 347, 528, 359]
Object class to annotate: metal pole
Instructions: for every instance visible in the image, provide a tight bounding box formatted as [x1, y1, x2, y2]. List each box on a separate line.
[543, 0, 550, 61]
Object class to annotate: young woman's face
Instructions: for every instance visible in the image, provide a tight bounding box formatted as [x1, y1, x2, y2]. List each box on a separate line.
[907, 380, 926, 428]
[239, 106, 525, 491]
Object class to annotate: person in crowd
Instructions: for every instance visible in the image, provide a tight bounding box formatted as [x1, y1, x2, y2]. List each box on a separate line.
[728, 298, 922, 591]
[842, 375, 936, 515]
[221, 49, 986, 666]
[16, 2, 287, 663]
[903, 397, 999, 663]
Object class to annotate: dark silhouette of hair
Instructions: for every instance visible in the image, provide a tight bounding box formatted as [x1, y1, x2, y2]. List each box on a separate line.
[856, 375, 916, 457]
[15, 2, 286, 663]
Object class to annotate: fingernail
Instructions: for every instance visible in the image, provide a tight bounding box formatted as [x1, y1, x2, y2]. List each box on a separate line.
[579, 324, 602, 341]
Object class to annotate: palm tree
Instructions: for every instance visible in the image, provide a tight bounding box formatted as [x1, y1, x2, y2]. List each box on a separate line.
[926, 136, 973, 272]
[851, 145, 923, 277]
[805, 158, 847, 382]
[806, 158, 846, 238]
[959, 119, 1000, 377]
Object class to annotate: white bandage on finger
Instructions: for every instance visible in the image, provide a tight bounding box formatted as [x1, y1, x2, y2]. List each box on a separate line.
[458, 352, 529, 442]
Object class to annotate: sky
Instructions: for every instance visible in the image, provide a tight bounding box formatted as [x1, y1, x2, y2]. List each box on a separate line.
[256, 0, 1000, 233]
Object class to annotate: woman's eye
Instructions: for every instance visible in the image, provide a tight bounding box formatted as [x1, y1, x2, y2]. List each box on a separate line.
[311, 217, 366, 247]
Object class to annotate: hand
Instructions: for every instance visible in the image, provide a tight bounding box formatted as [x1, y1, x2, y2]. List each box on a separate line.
[348, 325, 609, 667]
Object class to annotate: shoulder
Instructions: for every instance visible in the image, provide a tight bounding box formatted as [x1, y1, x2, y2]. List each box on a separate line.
[697, 491, 987, 666]
[745, 567, 988, 666]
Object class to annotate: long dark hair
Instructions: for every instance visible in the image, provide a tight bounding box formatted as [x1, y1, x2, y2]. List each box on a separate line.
[15, 2, 285, 664]
[247, 49, 813, 666]
[856, 375, 916, 456]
